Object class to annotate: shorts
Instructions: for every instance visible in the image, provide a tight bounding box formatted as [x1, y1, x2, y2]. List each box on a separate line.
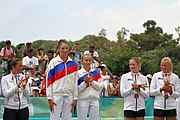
[124, 109, 145, 118]
[154, 109, 176, 117]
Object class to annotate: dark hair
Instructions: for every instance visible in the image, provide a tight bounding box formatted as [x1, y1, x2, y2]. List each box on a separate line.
[10, 58, 21, 70]
[47, 50, 54, 55]
[6, 40, 11, 45]
[69, 52, 75, 56]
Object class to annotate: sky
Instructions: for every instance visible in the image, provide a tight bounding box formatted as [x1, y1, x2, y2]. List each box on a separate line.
[0, 0, 180, 45]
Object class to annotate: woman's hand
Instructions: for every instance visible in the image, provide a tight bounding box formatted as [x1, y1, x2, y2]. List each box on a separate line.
[48, 99, 57, 112]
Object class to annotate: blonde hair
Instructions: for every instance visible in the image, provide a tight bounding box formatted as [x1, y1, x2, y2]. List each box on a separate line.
[161, 57, 173, 72]
[130, 57, 141, 70]
[82, 54, 93, 61]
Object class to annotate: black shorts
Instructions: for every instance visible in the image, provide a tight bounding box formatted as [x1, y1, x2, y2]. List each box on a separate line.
[154, 109, 176, 117]
[124, 109, 145, 118]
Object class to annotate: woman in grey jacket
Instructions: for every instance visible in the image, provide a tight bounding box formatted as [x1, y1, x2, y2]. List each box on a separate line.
[1, 58, 30, 120]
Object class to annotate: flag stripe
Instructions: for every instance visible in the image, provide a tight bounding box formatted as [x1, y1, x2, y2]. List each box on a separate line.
[47, 61, 77, 87]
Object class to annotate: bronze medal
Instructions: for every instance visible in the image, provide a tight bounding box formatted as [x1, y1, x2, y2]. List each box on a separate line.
[134, 93, 139, 99]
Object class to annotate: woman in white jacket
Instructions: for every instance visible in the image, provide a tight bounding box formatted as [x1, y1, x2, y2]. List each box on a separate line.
[120, 57, 149, 120]
[1, 58, 30, 120]
[150, 57, 180, 120]
[46, 39, 78, 120]
[77, 54, 103, 120]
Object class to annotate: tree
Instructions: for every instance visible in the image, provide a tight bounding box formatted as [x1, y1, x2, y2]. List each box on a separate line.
[116, 27, 129, 51]
[98, 28, 107, 38]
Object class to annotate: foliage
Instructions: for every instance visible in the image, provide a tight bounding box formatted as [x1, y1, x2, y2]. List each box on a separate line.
[0, 20, 179, 76]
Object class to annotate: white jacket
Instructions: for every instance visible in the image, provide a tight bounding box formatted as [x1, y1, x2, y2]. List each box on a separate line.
[1, 73, 30, 110]
[150, 71, 180, 110]
[120, 72, 149, 111]
[46, 55, 78, 100]
[77, 68, 103, 100]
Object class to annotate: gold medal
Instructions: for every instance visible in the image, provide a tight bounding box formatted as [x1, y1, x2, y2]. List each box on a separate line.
[134, 93, 139, 99]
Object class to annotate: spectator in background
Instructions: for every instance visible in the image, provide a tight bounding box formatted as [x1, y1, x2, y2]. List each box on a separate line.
[46, 39, 78, 120]
[77, 54, 103, 120]
[39, 73, 46, 97]
[0, 40, 16, 75]
[107, 75, 120, 97]
[100, 66, 111, 97]
[69, 51, 75, 60]
[120, 57, 149, 120]
[22, 48, 39, 74]
[71, 43, 82, 70]
[146, 74, 152, 88]
[150, 57, 180, 120]
[1, 59, 30, 120]
[37, 48, 48, 74]
[84, 44, 100, 69]
[28, 64, 41, 97]
[21, 42, 36, 58]
[44, 50, 54, 72]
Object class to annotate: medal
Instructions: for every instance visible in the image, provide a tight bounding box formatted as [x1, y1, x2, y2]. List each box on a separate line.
[134, 93, 139, 99]
[14, 96, 19, 102]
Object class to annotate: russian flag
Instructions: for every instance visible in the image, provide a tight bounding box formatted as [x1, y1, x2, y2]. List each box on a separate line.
[78, 69, 101, 88]
[47, 60, 77, 87]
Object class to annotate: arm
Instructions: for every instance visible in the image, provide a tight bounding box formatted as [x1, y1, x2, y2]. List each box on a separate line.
[90, 78, 103, 91]
[150, 74, 162, 96]
[120, 75, 133, 97]
[139, 83, 149, 99]
[107, 84, 113, 96]
[170, 76, 180, 98]
[1, 77, 19, 98]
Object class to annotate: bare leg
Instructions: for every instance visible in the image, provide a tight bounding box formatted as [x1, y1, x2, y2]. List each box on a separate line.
[166, 116, 176, 120]
[135, 117, 144, 120]
[154, 116, 164, 120]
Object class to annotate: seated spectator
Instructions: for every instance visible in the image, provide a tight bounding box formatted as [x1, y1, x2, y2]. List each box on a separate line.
[107, 75, 120, 97]
[28, 64, 41, 97]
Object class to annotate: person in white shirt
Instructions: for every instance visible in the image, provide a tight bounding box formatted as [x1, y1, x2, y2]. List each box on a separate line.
[150, 57, 180, 120]
[22, 48, 39, 73]
[46, 39, 78, 120]
[1, 58, 30, 120]
[84, 44, 100, 69]
[77, 54, 103, 120]
[120, 57, 149, 120]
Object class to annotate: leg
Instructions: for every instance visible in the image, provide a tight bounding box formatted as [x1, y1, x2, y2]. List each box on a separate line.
[166, 116, 176, 120]
[61, 96, 73, 120]
[3, 108, 17, 120]
[135, 117, 144, 120]
[124, 117, 135, 120]
[17, 107, 29, 120]
[50, 96, 63, 120]
[154, 116, 164, 120]
[89, 99, 99, 120]
[77, 99, 90, 120]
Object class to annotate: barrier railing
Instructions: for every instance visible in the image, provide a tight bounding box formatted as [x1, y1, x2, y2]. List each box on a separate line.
[0, 97, 154, 119]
